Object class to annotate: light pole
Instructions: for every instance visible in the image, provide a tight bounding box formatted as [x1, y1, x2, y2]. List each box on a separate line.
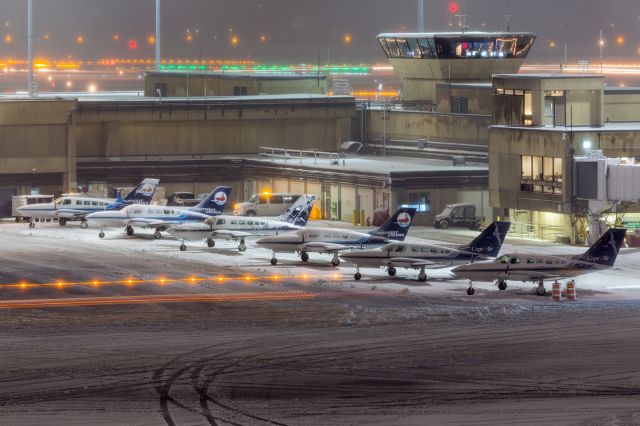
[417, 0, 424, 33]
[27, 0, 35, 96]
[155, 0, 161, 71]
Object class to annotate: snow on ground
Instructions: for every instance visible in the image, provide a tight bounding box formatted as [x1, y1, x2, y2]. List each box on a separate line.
[6, 218, 640, 304]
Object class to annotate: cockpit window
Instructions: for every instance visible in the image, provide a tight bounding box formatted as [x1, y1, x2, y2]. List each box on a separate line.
[216, 218, 226, 225]
[510, 257, 521, 265]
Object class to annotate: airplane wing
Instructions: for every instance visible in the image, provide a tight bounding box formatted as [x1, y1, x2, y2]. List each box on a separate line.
[385, 257, 446, 269]
[297, 242, 352, 253]
[127, 218, 184, 229]
[210, 230, 253, 241]
[54, 209, 93, 219]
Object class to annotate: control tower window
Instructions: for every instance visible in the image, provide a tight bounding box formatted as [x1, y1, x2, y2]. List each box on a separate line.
[378, 39, 392, 58]
[396, 39, 413, 58]
[406, 39, 422, 58]
[417, 38, 436, 58]
[385, 38, 401, 58]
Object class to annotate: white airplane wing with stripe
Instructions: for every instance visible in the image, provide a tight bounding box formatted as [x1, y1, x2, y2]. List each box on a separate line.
[298, 242, 352, 253]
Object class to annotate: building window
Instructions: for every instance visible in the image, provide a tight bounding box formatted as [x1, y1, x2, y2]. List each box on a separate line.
[233, 86, 248, 96]
[400, 192, 432, 213]
[523, 91, 533, 125]
[521, 156, 563, 195]
[451, 96, 469, 114]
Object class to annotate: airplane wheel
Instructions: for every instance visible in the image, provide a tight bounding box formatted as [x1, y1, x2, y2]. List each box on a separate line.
[59, 218, 67, 226]
[80, 220, 88, 229]
[536, 285, 546, 296]
[29, 222, 35, 229]
[238, 244, 247, 252]
[331, 257, 340, 267]
[180, 244, 187, 252]
[467, 287, 476, 296]
[126, 226, 134, 236]
[99, 231, 105, 239]
[418, 273, 427, 282]
[153, 230, 162, 240]
[354, 272, 362, 281]
[388, 267, 396, 277]
[270, 257, 278, 266]
[300, 251, 309, 262]
[498, 280, 508, 291]
[207, 239, 215, 248]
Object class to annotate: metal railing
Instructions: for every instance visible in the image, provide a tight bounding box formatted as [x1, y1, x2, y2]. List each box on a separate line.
[258, 146, 342, 165]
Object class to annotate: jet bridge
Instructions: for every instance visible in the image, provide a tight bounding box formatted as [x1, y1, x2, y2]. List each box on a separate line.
[575, 151, 640, 244]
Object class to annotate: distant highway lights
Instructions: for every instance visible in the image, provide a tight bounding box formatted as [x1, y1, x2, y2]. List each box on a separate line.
[87, 83, 97, 93]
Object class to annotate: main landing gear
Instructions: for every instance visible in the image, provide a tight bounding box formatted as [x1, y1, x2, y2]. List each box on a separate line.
[536, 280, 546, 297]
[29, 220, 35, 229]
[238, 238, 246, 252]
[206, 238, 215, 248]
[98, 230, 105, 239]
[126, 226, 134, 236]
[80, 220, 88, 229]
[153, 230, 162, 240]
[354, 267, 362, 281]
[418, 267, 427, 282]
[467, 280, 476, 296]
[300, 251, 309, 262]
[387, 266, 396, 277]
[497, 279, 508, 291]
[59, 218, 67, 226]
[331, 253, 340, 267]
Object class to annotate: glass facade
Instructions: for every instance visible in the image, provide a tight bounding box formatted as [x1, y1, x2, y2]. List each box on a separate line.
[521, 156, 563, 195]
[378, 35, 535, 60]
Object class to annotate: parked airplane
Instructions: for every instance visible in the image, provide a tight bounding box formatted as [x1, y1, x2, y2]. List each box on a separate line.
[340, 221, 511, 281]
[16, 178, 159, 229]
[86, 186, 232, 241]
[452, 227, 627, 296]
[166, 195, 316, 252]
[257, 208, 417, 266]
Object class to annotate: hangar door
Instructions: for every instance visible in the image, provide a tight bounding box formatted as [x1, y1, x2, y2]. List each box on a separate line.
[0, 188, 17, 218]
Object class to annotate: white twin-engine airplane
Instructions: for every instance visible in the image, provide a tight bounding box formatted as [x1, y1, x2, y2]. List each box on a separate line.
[452, 228, 627, 296]
[166, 195, 317, 252]
[85, 186, 232, 243]
[16, 178, 159, 229]
[257, 208, 417, 266]
[340, 221, 511, 281]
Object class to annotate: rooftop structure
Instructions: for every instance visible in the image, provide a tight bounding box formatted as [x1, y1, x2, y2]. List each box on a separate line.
[377, 32, 537, 103]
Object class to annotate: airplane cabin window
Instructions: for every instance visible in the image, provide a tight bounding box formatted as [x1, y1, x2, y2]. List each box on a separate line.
[92, 201, 98, 206]
[230, 220, 237, 225]
[217, 219, 225, 225]
[511, 258, 521, 264]
[63, 199, 72, 205]
[421, 247, 430, 252]
[546, 259, 553, 265]
[526, 259, 536, 264]
[239, 220, 246, 225]
[247, 221, 254, 225]
[133, 209, 143, 214]
[164, 210, 170, 214]
[412, 247, 420, 253]
[84, 201, 90, 205]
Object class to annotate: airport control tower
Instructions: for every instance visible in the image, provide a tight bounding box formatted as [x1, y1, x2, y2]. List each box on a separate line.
[377, 32, 536, 102]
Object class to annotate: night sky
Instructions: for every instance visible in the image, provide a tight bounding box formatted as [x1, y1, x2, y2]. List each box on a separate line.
[1, 0, 639, 63]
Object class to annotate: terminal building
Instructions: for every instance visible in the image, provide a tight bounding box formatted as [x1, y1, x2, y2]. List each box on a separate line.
[3, 30, 640, 243]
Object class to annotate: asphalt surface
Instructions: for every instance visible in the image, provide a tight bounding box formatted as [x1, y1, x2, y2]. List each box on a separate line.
[1, 221, 640, 425]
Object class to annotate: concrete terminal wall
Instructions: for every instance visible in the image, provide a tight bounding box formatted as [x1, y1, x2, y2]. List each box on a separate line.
[605, 93, 640, 122]
[368, 110, 490, 145]
[73, 102, 353, 158]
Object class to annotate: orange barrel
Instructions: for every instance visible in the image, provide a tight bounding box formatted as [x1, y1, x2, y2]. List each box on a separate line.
[552, 281, 562, 301]
[566, 280, 577, 301]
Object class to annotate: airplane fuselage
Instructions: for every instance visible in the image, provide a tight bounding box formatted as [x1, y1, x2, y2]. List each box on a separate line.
[258, 227, 389, 253]
[17, 196, 119, 220]
[168, 215, 303, 241]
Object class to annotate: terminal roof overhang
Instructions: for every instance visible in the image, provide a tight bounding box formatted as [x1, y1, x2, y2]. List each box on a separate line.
[377, 31, 537, 38]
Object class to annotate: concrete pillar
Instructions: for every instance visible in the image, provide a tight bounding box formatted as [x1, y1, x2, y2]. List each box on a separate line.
[65, 113, 77, 193]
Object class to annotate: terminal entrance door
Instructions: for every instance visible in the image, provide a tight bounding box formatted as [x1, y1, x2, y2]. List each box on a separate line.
[0, 188, 17, 218]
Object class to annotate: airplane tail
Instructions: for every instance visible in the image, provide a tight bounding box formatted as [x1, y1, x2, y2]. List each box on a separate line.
[460, 221, 511, 258]
[123, 178, 160, 204]
[575, 227, 627, 267]
[193, 186, 232, 215]
[277, 195, 316, 226]
[370, 208, 417, 241]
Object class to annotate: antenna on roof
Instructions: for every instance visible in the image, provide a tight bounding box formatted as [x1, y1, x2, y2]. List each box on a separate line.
[504, 0, 513, 32]
[455, 0, 470, 32]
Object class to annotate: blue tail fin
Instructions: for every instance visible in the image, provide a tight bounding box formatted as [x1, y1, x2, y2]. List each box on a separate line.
[277, 195, 316, 226]
[370, 208, 417, 241]
[575, 228, 626, 267]
[191, 186, 232, 216]
[460, 221, 511, 257]
[123, 178, 159, 204]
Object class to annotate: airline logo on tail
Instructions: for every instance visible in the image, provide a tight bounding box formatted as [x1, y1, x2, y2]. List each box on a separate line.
[213, 191, 228, 206]
[136, 182, 156, 196]
[397, 212, 412, 228]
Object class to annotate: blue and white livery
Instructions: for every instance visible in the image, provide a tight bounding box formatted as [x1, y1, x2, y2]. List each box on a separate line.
[16, 178, 159, 229]
[257, 208, 418, 266]
[86, 186, 232, 242]
[167, 195, 316, 252]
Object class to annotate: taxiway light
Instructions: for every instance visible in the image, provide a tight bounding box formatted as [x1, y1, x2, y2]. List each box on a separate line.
[217, 276, 225, 283]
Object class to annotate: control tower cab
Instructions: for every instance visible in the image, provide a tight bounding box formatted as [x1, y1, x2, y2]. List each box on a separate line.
[377, 32, 536, 103]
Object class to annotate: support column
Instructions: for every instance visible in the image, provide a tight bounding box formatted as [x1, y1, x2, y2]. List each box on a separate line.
[155, 0, 161, 71]
[27, 0, 35, 96]
[417, 0, 425, 32]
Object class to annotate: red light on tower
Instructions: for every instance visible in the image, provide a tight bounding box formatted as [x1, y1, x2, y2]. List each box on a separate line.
[449, 1, 459, 14]
[128, 39, 137, 50]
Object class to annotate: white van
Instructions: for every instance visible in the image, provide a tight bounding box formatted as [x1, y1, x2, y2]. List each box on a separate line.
[234, 193, 301, 217]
